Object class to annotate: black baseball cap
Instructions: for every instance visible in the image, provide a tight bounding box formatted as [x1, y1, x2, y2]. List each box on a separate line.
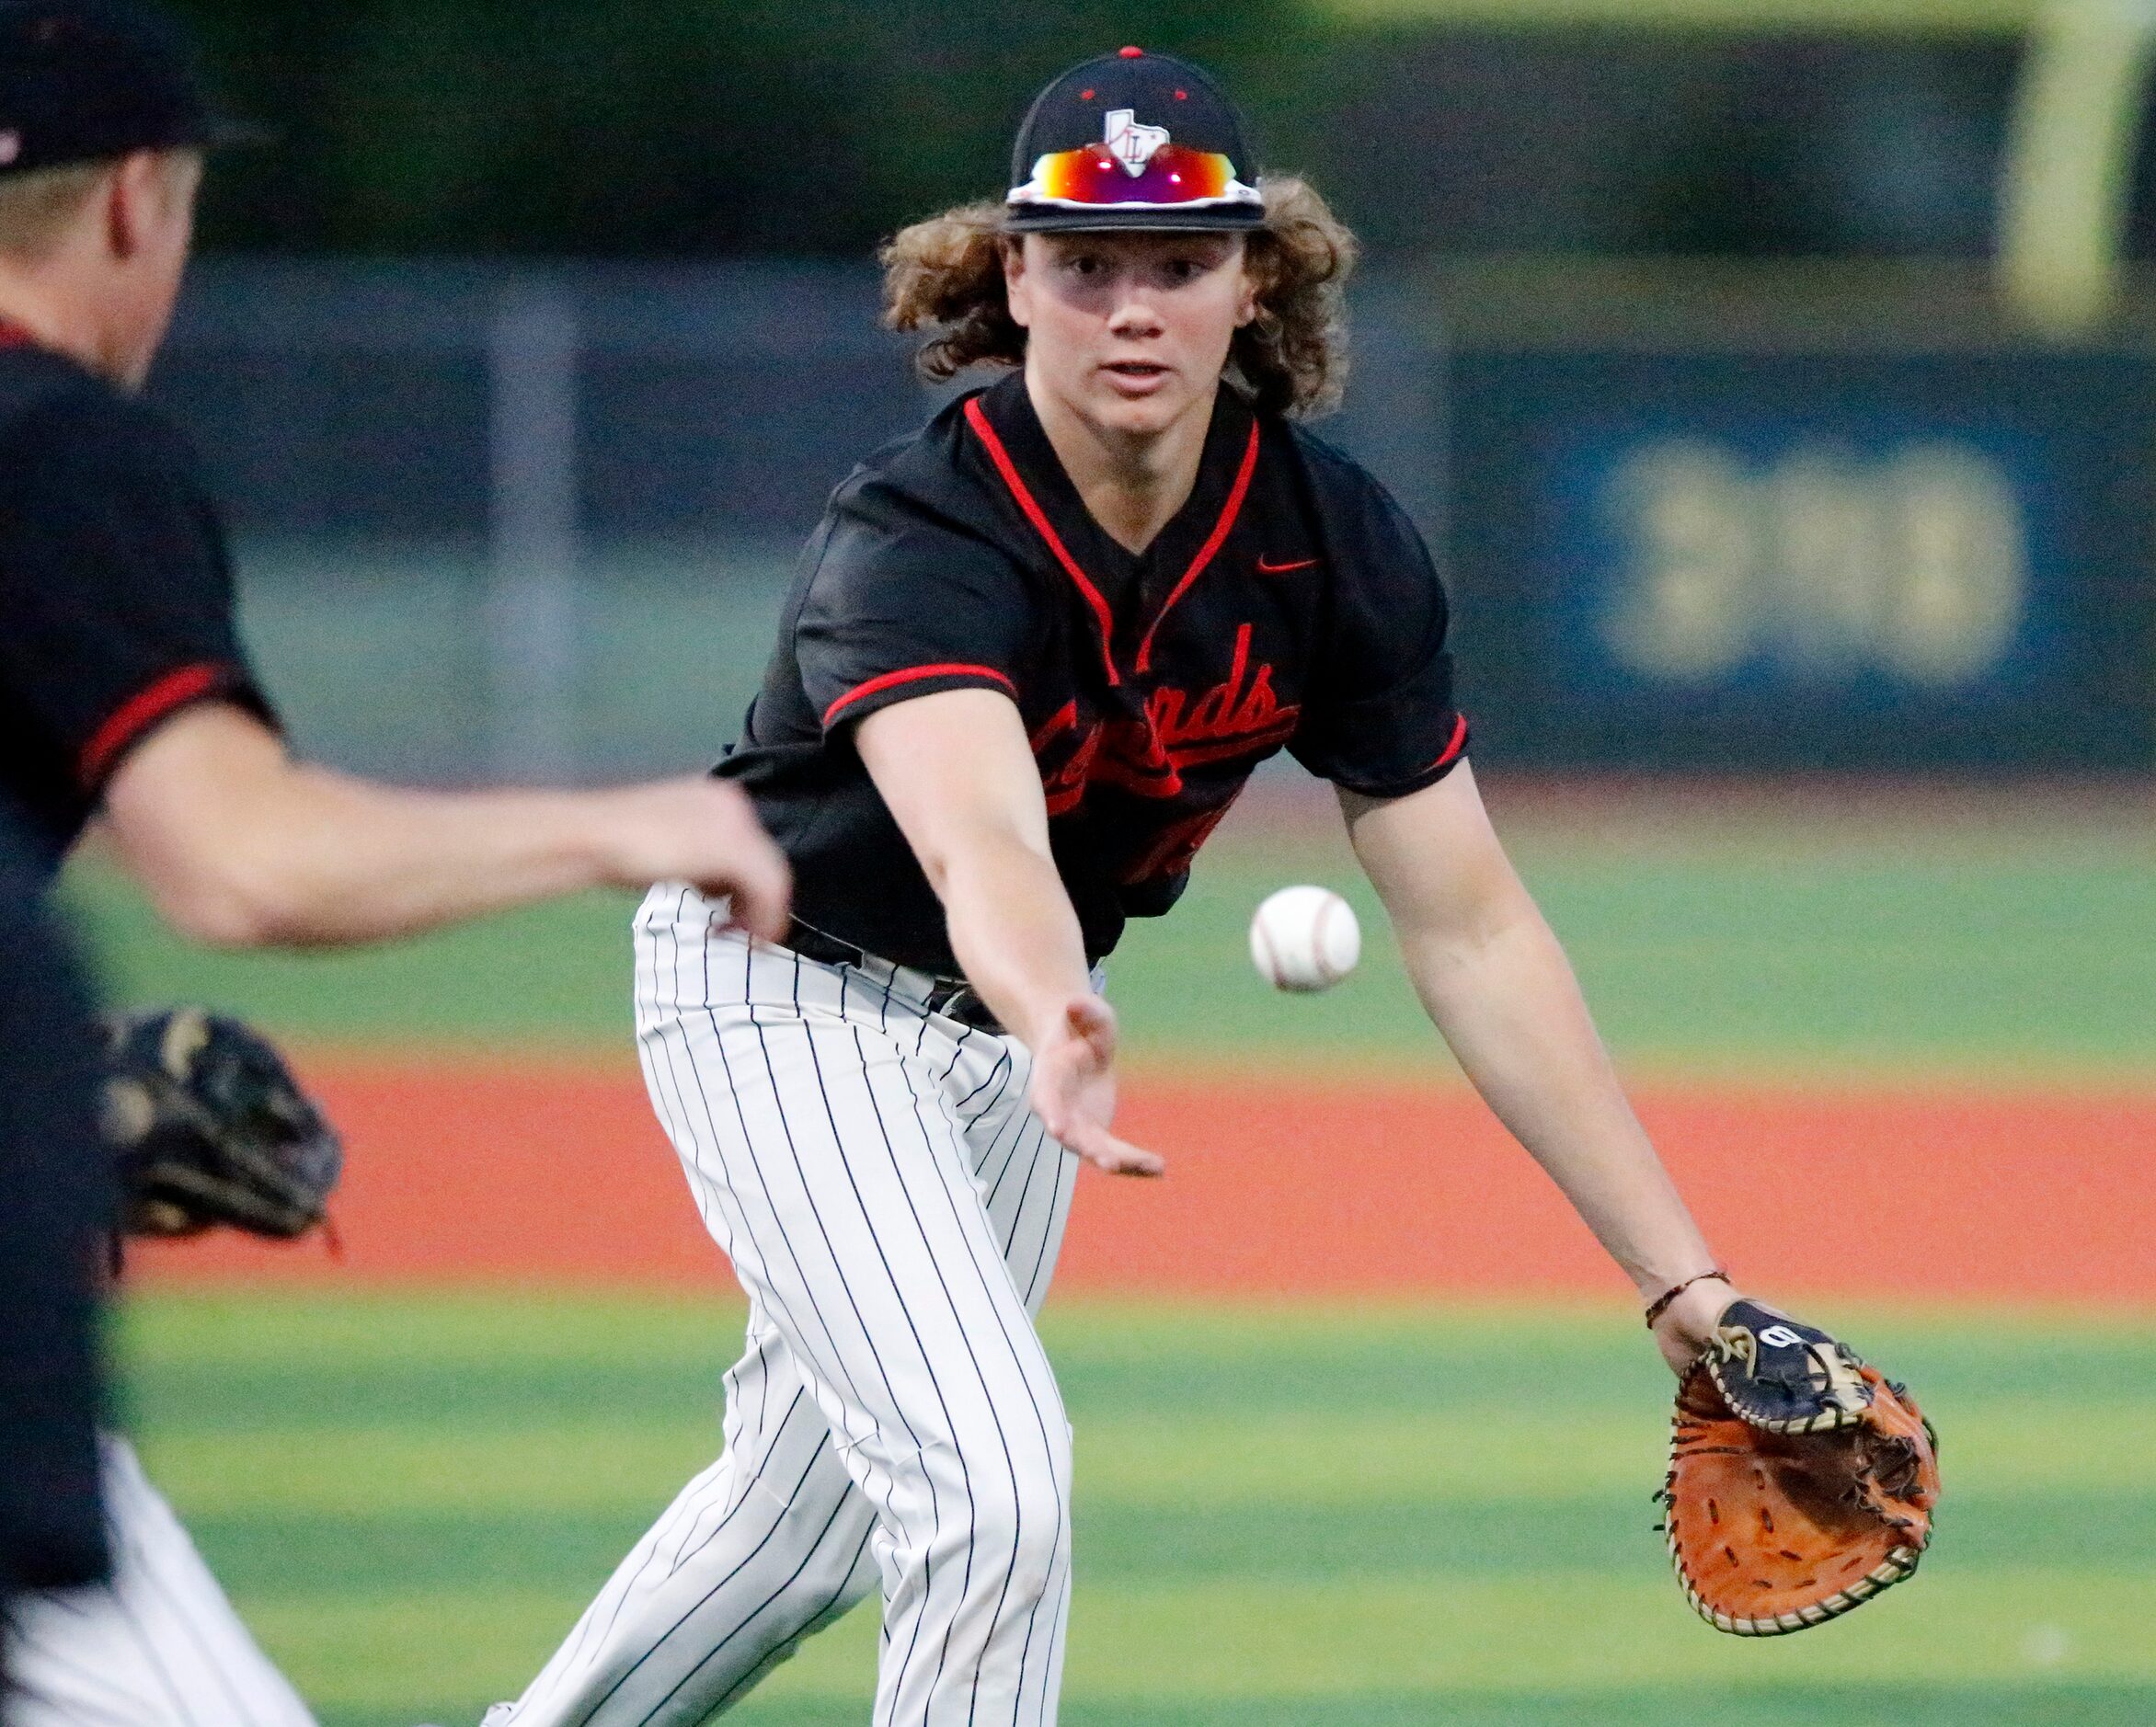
[1004, 47, 1265, 234]
[0, 0, 259, 181]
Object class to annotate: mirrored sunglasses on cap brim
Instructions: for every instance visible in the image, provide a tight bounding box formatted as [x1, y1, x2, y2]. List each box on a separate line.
[1007, 142, 1263, 213]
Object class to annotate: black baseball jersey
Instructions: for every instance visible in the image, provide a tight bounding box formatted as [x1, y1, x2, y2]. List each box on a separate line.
[0, 813, 112, 1595]
[723, 371, 1468, 978]
[0, 322, 274, 883]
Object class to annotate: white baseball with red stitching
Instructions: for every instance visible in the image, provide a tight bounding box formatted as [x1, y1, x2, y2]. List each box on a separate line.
[1249, 885, 1360, 992]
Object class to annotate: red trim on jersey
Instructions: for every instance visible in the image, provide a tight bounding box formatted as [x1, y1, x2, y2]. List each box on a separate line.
[964, 395, 1121, 687]
[1160, 719, 1302, 770]
[78, 661, 225, 788]
[1135, 418, 1260, 673]
[821, 662, 1017, 728]
[1426, 712, 1470, 774]
[0, 318, 34, 349]
[1028, 698, 1081, 752]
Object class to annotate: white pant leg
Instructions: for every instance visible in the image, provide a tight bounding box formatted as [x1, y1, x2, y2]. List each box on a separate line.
[502, 890, 1076, 1727]
[3, 1438, 314, 1727]
[946, 1024, 1076, 1721]
[959, 1032, 1073, 1323]
[503, 1303, 880, 1727]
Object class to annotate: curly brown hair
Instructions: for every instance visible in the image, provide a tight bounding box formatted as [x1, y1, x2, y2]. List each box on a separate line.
[879, 175, 1358, 418]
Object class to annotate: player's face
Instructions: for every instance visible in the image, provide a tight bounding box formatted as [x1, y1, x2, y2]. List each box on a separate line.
[107, 151, 201, 390]
[1004, 231, 1257, 439]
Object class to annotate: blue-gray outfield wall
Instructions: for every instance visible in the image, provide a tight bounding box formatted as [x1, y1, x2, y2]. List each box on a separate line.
[1443, 349, 2156, 772]
[158, 260, 1444, 545]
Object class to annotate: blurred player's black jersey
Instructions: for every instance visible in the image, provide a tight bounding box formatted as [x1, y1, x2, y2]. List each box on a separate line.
[0, 813, 113, 1599]
[723, 370, 1469, 976]
[0, 323, 274, 881]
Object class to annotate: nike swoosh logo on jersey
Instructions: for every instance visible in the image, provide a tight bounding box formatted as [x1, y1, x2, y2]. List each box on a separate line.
[1256, 555, 1320, 574]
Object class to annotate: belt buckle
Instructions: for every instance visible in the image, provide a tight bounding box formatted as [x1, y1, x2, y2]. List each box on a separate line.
[926, 977, 995, 1032]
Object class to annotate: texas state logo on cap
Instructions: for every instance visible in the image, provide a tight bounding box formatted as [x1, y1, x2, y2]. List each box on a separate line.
[1005, 46, 1265, 233]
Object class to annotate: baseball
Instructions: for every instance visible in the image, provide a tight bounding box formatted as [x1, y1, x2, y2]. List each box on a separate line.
[1249, 885, 1360, 992]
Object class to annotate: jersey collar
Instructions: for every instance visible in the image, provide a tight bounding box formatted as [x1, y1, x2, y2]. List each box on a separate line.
[969, 371, 1262, 679]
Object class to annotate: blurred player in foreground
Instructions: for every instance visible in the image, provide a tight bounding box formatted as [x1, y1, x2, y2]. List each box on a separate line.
[0, 820, 114, 1698]
[496, 47, 1756, 1727]
[0, 2, 789, 1720]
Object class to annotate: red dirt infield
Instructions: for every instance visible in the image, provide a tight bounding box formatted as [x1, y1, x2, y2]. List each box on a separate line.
[130, 1056, 2156, 1303]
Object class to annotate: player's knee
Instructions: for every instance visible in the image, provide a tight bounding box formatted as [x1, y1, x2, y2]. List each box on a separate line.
[957, 1468, 1070, 1607]
[1008, 1481, 1072, 1603]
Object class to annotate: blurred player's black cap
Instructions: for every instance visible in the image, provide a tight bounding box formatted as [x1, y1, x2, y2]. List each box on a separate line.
[0, 0, 260, 181]
[1005, 46, 1265, 234]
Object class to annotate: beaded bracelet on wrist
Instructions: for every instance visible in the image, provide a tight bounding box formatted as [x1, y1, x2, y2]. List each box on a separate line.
[1643, 1269, 1732, 1330]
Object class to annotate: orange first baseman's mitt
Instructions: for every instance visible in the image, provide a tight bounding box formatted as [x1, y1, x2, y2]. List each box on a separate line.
[1658, 1299, 1941, 1636]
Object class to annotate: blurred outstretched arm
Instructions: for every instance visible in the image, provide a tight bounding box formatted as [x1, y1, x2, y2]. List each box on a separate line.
[100, 702, 789, 948]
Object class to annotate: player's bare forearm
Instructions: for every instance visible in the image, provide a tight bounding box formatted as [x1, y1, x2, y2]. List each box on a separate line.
[100, 703, 789, 946]
[1344, 766, 1722, 1304]
[856, 690, 1161, 1174]
[933, 837, 1095, 1046]
[1397, 898, 1715, 1296]
[930, 840, 1158, 1174]
[135, 772, 636, 944]
[856, 691, 1092, 1039]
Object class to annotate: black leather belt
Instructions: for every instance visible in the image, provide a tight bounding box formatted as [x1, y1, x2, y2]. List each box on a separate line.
[787, 923, 1003, 1035]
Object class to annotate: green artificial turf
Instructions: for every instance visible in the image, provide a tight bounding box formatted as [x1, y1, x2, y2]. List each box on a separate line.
[119, 1291, 2156, 1727]
[54, 814, 2156, 1076]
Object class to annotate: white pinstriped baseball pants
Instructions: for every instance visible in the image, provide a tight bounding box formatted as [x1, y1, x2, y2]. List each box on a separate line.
[2, 1436, 315, 1727]
[500, 885, 1080, 1727]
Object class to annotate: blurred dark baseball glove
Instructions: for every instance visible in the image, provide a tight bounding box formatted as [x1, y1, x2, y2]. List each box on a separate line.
[101, 1007, 342, 1241]
[1658, 1299, 1940, 1636]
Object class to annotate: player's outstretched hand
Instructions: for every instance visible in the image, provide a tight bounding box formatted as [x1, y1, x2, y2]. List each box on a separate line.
[590, 777, 792, 942]
[1649, 1275, 1745, 1377]
[1027, 995, 1164, 1178]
